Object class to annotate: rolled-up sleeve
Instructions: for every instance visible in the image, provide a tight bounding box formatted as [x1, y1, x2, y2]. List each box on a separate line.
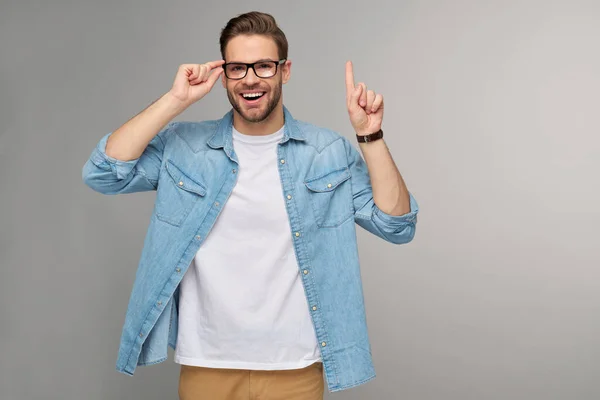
[82, 123, 173, 195]
[344, 137, 419, 244]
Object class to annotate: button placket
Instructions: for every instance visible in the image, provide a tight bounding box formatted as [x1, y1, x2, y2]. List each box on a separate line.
[278, 145, 325, 352]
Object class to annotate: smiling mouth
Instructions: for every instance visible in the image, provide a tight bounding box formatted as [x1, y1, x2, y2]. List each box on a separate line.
[240, 92, 267, 104]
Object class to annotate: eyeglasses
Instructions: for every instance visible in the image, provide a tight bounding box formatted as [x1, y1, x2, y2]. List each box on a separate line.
[223, 59, 287, 80]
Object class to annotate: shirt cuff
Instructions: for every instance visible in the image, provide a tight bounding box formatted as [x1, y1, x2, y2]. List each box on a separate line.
[372, 191, 419, 229]
[89, 132, 140, 180]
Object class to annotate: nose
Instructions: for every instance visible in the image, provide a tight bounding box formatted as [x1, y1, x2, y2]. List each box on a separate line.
[243, 66, 260, 85]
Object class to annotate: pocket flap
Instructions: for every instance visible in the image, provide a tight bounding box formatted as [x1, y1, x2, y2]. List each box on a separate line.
[165, 159, 207, 196]
[304, 167, 351, 193]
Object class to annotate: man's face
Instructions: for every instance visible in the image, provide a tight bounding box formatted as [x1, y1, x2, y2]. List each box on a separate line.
[222, 35, 291, 123]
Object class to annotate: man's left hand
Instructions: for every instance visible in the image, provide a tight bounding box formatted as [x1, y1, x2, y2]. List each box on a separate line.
[345, 60, 384, 136]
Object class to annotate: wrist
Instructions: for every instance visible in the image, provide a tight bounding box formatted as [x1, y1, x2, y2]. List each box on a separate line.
[163, 91, 190, 115]
[356, 129, 383, 143]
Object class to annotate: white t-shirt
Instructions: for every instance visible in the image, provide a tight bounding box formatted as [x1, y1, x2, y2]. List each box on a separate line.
[174, 125, 322, 370]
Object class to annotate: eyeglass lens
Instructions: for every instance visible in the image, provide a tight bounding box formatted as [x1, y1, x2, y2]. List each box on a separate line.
[225, 61, 278, 79]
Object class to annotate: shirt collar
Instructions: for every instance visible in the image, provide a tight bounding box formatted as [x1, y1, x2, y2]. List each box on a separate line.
[207, 105, 305, 155]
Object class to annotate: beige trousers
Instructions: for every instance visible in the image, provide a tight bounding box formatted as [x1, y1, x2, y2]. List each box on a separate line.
[178, 361, 325, 400]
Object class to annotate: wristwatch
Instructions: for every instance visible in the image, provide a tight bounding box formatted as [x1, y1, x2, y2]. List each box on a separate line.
[356, 129, 383, 143]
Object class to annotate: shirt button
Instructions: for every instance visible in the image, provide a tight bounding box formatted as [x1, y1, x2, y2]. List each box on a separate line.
[303, 269, 308, 275]
[280, 159, 285, 164]
[176, 268, 181, 273]
[295, 232, 300, 237]
[327, 183, 332, 188]
[232, 169, 237, 174]
[139, 333, 144, 337]
[321, 342, 327, 347]
[214, 202, 220, 207]
[195, 235, 201, 240]
[157, 301, 162, 306]
[312, 306, 317, 311]
[179, 181, 184, 186]
[287, 194, 292, 200]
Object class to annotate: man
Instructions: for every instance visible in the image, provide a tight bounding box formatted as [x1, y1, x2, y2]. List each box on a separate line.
[82, 11, 418, 400]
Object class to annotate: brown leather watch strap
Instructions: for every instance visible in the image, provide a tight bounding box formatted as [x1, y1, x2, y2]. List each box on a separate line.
[356, 129, 383, 143]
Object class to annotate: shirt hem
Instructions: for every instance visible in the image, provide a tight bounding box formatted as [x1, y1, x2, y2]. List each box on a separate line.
[174, 354, 322, 370]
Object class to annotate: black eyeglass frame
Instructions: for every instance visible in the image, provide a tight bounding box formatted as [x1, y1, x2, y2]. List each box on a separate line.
[223, 59, 287, 80]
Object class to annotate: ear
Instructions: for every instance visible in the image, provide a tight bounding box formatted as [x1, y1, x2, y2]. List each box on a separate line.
[282, 60, 292, 84]
[221, 71, 227, 88]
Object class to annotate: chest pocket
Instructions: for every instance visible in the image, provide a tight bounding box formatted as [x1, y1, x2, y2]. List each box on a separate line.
[304, 167, 353, 228]
[155, 159, 207, 227]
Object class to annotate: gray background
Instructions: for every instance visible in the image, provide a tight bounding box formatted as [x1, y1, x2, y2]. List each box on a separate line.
[1, 0, 599, 399]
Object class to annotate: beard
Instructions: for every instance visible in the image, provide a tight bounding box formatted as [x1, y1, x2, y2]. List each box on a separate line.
[226, 78, 282, 123]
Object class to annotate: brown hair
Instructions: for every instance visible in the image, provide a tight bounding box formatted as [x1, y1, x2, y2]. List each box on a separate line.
[219, 11, 288, 61]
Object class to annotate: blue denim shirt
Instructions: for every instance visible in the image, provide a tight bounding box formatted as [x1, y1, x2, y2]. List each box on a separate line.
[82, 105, 419, 393]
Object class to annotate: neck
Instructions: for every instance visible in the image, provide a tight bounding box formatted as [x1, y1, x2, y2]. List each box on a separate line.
[233, 103, 284, 136]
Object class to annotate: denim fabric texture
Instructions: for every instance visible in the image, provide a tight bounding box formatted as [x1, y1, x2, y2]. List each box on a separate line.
[82, 105, 419, 392]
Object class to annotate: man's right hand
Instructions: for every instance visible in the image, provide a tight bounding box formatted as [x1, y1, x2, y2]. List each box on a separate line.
[102, 60, 225, 162]
[169, 61, 225, 109]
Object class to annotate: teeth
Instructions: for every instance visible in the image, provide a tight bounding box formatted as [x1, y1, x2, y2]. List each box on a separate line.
[242, 92, 264, 98]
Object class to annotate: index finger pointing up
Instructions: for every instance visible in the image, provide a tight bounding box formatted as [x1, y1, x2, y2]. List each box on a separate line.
[345, 61, 356, 96]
